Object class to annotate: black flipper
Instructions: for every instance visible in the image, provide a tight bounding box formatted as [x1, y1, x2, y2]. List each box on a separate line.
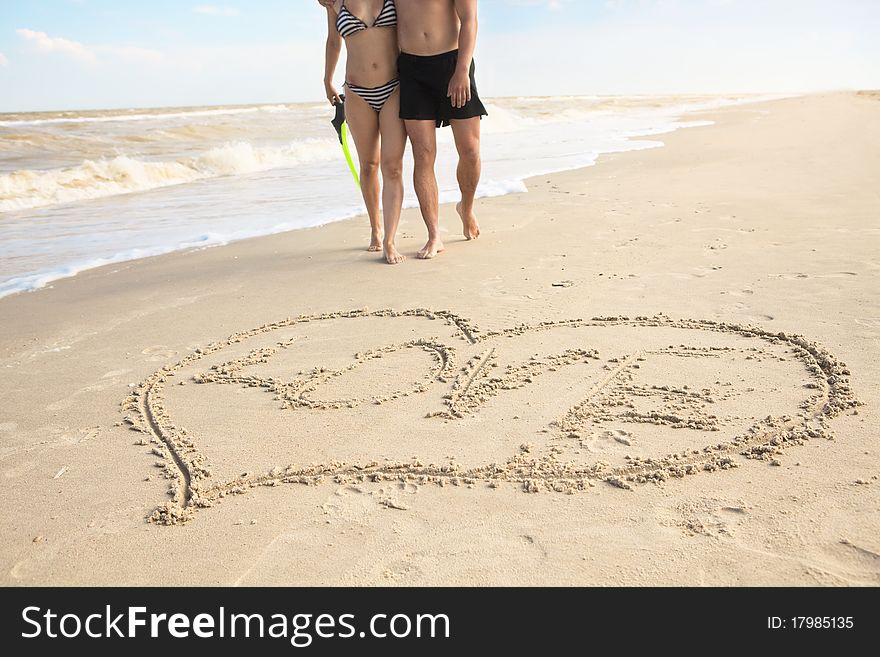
[331, 95, 346, 145]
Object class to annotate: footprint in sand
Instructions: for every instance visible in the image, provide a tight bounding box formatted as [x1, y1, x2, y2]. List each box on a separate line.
[820, 539, 880, 585]
[321, 486, 379, 524]
[581, 429, 635, 453]
[321, 483, 413, 523]
[672, 498, 750, 538]
[718, 302, 775, 324]
[101, 368, 131, 379]
[693, 265, 724, 278]
[141, 345, 178, 361]
[381, 559, 424, 583]
[519, 534, 548, 558]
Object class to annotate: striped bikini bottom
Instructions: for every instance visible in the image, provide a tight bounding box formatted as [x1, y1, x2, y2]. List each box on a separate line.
[344, 78, 400, 113]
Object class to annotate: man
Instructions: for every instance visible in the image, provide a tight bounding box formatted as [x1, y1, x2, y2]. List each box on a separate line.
[319, 0, 487, 259]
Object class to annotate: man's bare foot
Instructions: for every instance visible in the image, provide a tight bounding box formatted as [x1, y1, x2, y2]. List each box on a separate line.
[456, 202, 480, 240]
[416, 237, 445, 259]
[367, 232, 382, 252]
[384, 244, 406, 265]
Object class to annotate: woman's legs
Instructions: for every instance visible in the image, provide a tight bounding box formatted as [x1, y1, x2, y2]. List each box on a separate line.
[344, 90, 382, 251]
[378, 89, 407, 265]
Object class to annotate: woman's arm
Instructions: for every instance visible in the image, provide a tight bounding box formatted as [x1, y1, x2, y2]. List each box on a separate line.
[324, 7, 343, 105]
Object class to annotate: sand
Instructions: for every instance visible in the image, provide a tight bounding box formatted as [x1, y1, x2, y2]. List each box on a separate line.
[0, 90, 878, 585]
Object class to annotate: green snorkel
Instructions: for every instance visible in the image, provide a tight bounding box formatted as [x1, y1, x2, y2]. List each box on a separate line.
[331, 95, 360, 189]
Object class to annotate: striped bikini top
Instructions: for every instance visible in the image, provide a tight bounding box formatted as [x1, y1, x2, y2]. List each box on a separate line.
[336, 0, 397, 38]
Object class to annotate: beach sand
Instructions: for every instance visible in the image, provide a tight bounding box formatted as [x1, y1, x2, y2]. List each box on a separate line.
[1, 90, 878, 586]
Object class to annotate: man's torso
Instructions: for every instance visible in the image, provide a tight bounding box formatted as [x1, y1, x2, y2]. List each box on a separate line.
[395, 0, 460, 55]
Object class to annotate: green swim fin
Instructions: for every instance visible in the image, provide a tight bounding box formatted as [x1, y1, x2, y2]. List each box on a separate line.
[331, 95, 360, 189]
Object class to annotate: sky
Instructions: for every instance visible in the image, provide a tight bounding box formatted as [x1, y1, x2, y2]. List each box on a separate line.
[0, 0, 878, 112]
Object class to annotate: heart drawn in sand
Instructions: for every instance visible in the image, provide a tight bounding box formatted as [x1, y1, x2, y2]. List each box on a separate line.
[121, 309, 860, 524]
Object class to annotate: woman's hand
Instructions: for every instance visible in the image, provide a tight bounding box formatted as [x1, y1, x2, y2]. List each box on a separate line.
[325, 82, 343, 106]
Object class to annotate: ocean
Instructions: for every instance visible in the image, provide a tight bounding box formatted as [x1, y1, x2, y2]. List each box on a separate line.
[0, 93, 790, 298]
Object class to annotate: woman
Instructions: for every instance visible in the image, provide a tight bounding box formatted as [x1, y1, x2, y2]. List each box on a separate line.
[324, 0, 406, 265]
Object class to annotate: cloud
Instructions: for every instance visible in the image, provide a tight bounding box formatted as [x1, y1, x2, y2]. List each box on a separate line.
[0, 52, 8, 67]
[103, 45, 165, 64]
[16, 28, 162, 67]
[16, 28, 96, 62]
[194, 5, 240, 17]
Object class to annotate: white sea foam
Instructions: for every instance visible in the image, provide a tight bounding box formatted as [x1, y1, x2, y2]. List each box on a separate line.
[480, 103, 538, 133]
[0, 138, 339, 212]
[512, 95, 603, 103]
[0, 105, 296, 128]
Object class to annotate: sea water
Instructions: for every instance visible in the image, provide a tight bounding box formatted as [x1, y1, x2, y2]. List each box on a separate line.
[0, 93, 791, 298]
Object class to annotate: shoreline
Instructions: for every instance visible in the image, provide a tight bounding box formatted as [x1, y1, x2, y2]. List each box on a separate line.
[1, 90, 877, 586]
[0, 92, 795, 300]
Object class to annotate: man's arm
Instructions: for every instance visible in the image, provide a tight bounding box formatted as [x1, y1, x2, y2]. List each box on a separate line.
[449, 0, 479, 109]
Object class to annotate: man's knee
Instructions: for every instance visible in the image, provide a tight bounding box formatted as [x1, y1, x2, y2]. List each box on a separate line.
[406, 124, 437, 163]
[410, 140, 436, 166]
[455, 135, 481, 165]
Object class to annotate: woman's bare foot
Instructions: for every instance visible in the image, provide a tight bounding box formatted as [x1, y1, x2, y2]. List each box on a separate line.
[384, 243, 406, 265]
[416, 237, 445, 259]
[456, 202, 480, 240]
[367, 232, 382, 252]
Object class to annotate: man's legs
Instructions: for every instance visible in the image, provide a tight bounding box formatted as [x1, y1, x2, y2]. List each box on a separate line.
[405, 119, 445, 259]
[450, 117, 482, 240]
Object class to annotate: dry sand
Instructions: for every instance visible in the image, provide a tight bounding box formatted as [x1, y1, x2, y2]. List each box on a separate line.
[0, 90, 878, 585]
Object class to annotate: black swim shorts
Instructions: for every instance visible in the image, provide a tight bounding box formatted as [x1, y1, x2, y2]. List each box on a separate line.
[398, 49, 488, 128]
